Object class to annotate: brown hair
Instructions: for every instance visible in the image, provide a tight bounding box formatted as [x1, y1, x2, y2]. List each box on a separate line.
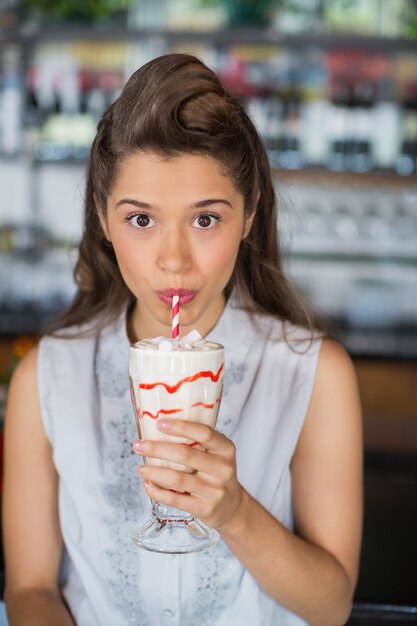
[54, 53, 319, 335]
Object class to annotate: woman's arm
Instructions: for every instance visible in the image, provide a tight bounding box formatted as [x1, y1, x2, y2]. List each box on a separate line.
[3, 347, 75, 626]
[218, 339, 363, 625]
[135, 338, 362, 626]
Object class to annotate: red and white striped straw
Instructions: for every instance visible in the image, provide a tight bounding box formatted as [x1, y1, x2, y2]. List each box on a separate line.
[171, 295, 180, 339]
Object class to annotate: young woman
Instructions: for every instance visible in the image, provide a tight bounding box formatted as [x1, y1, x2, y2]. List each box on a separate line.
[3, 53, 362, 626]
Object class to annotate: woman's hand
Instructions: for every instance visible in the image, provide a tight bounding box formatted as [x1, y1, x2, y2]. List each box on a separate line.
[132, 418, 243, 530]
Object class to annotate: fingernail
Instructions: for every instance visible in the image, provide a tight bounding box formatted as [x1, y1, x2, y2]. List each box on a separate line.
[136, 465, 144, 475]
[142, 479, 149, 489]
[133, 441, 144, 452]
[157, 418, 171, 430]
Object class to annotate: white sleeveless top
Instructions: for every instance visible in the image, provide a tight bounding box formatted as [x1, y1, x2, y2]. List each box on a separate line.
[38, 296, 321, 626]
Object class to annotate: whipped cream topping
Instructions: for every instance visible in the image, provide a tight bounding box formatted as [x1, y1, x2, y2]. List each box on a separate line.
[134, 330, 221, 352]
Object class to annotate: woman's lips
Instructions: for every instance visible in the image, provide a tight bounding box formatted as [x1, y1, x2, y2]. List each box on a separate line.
[157, 289, 197, 306]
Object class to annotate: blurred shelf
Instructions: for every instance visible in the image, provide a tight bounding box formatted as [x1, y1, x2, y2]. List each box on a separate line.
[31, 157, 89, 167]
[1, 308, 416, 360]
[2, 156, 417, 189]
[3, 25, 417, 51]
[339, 327, 417, 361]
[0, 155, 87, 166]
[273, 168, 417, 189]
[291, 244, 417, 261]
[0, 308, 67, 336]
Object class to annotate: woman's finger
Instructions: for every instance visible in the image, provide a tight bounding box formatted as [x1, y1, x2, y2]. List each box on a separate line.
[143, 479, 222, 523]
[138, 464, 214, 498]
[135, 439, 219, 474]
[156, 418, 233, 456]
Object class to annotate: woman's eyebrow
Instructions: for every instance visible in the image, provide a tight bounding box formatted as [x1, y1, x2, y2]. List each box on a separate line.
[115, 198, 234, 210]
[115, 199, 153, 210]
[191, 199, 233, 209]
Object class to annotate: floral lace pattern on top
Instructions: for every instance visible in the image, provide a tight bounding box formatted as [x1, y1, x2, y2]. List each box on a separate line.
[96, 330, 248, 625]
[96, 350, 128, 399]
[189, 358, 248, 625]
[96, 344, 151, 625]
[100, 410, 150, 625]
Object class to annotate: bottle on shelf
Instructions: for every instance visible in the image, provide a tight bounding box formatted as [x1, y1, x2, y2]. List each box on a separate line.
[349, 78, 374, 172]
[371, 93, 401, 171]
[396, 81, 417, 175]
[0, 44, 23, 157]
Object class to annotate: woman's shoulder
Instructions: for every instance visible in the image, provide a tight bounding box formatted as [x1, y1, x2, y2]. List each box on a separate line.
[250, 309, 323, 354]
[299, 337, 360, 438]
[41, 311, 125, 348]
[315, 337, 357, 386]
[10, 344, 40, 390]
[37, 329, 96, 379]
[38, 312, 129, 395]
[37, 320, 104, 383]
[226, 291, 321, 352]
[43, 318, 101, 342]
[295, 336, 362, 463]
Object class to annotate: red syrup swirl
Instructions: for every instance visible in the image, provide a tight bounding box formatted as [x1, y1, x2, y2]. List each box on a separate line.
[191, 400, 217, 410]
[138, 362, 224, 394]
[138, 396, 221, 421]
[140, 408, 183, 420]
[137, 366, 223, 455]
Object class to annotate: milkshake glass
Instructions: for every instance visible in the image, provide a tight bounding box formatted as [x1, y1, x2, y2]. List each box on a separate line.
[129, 335, 224, 553]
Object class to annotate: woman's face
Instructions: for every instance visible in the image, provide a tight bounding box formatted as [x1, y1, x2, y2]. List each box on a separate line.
[103, 151, 251, 340]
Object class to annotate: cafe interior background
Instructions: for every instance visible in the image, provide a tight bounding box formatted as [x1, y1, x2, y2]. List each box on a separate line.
[0, 0, 416, 622]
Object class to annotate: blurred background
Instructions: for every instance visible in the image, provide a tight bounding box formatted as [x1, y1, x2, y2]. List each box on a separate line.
[0, 0, 416, 623]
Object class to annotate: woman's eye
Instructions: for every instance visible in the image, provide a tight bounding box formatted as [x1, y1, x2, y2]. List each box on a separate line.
[129, 214, 156, 229]
[193, 214, 219, 229]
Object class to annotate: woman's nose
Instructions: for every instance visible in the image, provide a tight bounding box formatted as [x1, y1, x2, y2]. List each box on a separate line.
[156, 226, 192, 274]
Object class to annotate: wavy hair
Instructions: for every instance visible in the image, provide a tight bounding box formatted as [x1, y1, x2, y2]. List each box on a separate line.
[54, 53, 318, 335]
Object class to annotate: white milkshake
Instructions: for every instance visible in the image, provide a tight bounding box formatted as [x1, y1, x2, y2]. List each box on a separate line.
[128, 330, 224, 553]
[129, 333, 224, 470]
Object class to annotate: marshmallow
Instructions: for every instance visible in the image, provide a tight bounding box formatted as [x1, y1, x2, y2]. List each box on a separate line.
[182, 329, 202, 344]
[158, 339, 174, 351]
[140, 329, 214, 351]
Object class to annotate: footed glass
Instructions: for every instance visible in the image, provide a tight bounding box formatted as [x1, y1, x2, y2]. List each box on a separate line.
[129, 340, 224, 554]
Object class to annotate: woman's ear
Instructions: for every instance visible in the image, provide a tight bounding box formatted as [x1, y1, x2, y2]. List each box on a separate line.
[94, 192, 111, 243]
